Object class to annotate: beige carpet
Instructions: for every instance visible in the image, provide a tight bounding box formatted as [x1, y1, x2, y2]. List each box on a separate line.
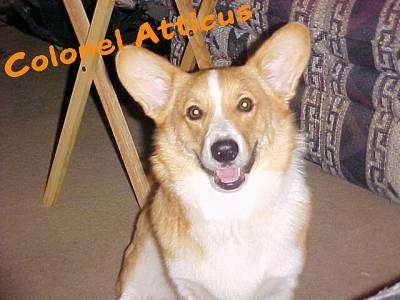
[1, 23, 400, 300]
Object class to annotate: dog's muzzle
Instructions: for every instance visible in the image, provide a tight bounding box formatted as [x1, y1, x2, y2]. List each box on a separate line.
[196, 141, 258, 192]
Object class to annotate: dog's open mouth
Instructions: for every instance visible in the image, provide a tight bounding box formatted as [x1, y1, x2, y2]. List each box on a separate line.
[196, 142, 258, 192]
[213, 167, 245, 191]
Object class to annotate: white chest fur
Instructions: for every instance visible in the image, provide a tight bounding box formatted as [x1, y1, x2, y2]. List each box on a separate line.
[169, 226, 302, 299]
[169, 162, 310, 299]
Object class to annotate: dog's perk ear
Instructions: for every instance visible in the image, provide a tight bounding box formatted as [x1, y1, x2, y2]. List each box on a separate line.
[247, 23, 311, 101]
[116, 45, 183, 122]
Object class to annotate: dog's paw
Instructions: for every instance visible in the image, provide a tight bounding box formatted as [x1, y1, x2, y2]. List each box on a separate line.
[175, 279, 215, 300]
[118, 289, 140, 300]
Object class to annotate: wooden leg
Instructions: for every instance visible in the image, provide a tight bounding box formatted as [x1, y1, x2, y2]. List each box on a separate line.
[42, 0, 115, 206]
[43, 0, 213, 206]
[176, 0, 216, 71]
[61, 0, 150, 207]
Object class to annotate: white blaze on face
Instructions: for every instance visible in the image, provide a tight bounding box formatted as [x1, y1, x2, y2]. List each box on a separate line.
[201, 70, 249, 171]
[208, 70, 223, 117]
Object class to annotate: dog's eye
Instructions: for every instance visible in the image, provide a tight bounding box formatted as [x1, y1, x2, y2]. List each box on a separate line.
[237, 97, 254, 113]
[186, 105, 203, 120]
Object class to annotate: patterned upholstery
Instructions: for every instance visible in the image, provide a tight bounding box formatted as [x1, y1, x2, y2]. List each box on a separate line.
[168, 0, 400, 202]
[367, 281, 400, 299]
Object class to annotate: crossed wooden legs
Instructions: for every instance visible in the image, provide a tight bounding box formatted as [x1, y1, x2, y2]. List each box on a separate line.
[42, 0, 215, 207]
[176, 0, 216, 71]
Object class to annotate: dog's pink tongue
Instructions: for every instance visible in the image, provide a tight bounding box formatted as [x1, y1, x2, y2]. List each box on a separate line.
[216, 167, 240, 183]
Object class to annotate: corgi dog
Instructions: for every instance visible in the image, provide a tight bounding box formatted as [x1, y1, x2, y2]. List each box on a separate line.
[115, 23, 311, 300]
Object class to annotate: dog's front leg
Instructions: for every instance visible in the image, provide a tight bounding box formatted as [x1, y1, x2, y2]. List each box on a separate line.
[117, 213, 177, 300]
[172, 279, 216, 300]
[253, 276, 297, 300]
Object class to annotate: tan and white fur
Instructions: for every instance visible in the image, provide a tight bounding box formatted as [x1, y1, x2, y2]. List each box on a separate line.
[115, 23, 312, 300]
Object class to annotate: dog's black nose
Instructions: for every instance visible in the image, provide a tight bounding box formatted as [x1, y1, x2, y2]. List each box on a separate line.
[211, 139, 239, 163]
